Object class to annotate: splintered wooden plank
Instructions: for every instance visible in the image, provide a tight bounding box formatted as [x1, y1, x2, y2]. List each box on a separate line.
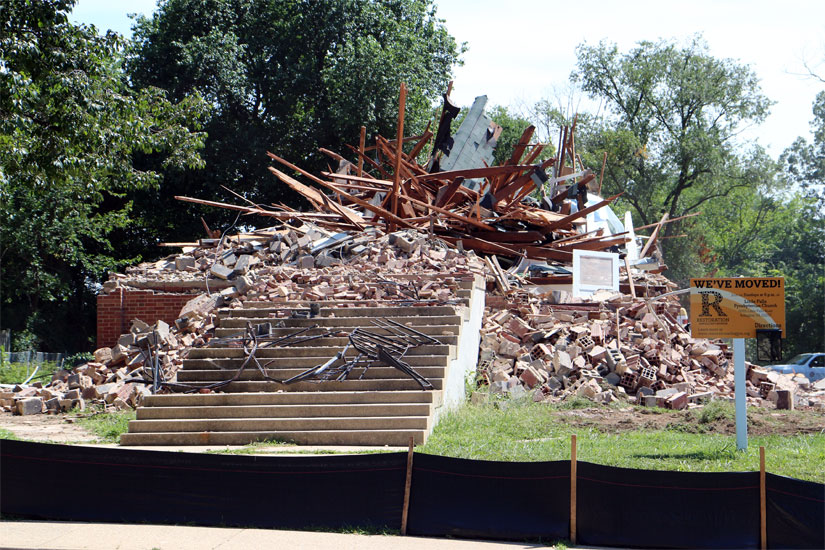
[492, 125, 536, 193]
[494, 157, 556, 203]
[554, 236, 629, 252]
[345, 144, 393, 179]
[265, 161, 365, 231]
[639, 213, 669, 258]
[434, 177, 465, 208]
[321, 172, 392, 187]
[407, 129, 433, 160]
[521, 246, 573, 262]
[468, 229, 544, 244]
[285, 172, 413, 230]
[438, 235, 521, 257]
[402, 194, 496, 231]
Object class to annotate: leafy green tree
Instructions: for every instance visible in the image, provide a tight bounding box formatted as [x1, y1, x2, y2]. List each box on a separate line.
[571, 36, 774, 282]
[127, 0, 463, 240]
[0, 0, 207, 351]
[782, 91, 825, 209]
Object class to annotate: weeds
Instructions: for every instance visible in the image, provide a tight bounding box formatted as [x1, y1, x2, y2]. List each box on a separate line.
[76, 408, 136, 443]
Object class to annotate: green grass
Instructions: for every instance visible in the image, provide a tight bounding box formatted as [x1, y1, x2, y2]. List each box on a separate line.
[204, 440, 398, 456]
[0, 427, 20, 440]
[76, 409, 136, 443]
[419, 398, 825, 483]
[203, 439, 297, 454]
[0, 361, 63, 385]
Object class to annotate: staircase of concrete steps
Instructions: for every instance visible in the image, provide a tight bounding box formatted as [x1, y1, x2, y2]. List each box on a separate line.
[121, 274, 485, 447]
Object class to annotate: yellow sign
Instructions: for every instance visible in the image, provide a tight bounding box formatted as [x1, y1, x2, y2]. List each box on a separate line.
[689, 278, 785, 339]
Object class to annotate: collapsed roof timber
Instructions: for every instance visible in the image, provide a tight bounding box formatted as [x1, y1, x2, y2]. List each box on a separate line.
[177, 89, 689, 284]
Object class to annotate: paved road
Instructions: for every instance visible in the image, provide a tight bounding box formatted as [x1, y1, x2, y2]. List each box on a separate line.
[0, 521, 568, 550]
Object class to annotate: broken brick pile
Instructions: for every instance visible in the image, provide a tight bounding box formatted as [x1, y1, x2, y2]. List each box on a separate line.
[2, 226, 481, 415]
[476, 287, 823, 410]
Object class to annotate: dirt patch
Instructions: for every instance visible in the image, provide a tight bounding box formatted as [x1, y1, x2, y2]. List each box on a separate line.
[0, 412, 100, 443]
[550, 406, 825, 436]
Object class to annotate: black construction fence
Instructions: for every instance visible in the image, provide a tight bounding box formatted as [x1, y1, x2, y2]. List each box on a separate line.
[1, 439, 822, 549]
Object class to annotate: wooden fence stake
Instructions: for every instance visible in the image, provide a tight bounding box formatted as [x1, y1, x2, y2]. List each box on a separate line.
[401, 435, 415, 535]
[570, 434, 578, 545]
[760, 446, 767, 550]
[357, 125, 366, 178]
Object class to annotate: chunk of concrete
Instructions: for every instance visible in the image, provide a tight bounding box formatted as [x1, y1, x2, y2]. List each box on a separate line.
[16, 397, 44, 415]
[175, 256, 196, 270]
[210, 263, 233, 280]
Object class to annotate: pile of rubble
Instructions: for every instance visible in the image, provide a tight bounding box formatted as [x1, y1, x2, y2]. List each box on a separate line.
[1, 226, 481, 415]
[476, 288, 823, 410]
[4, 84, 822, 417]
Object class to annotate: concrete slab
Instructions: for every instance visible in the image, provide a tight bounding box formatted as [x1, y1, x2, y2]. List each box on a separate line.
[0, 521, 561, 550]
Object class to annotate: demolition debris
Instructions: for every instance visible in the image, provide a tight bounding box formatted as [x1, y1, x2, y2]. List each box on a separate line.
[3, 86, 822, 417]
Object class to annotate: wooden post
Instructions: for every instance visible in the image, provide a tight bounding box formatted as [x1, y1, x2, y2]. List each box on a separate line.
[401, 435, 415, 535]
[570, 434, 578, 545]
[357, 126, 366, 178]
[597, 151, 607, 196]
[760, 446, 767, 550]
[391, 82, 407, 229]
[624, 256, 637, 298]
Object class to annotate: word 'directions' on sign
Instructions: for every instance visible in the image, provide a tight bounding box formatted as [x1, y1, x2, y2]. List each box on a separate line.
[689, 277, 785, 339]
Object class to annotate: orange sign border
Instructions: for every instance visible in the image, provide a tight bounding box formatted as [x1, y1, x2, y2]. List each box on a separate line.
[689, 277, 785, 339]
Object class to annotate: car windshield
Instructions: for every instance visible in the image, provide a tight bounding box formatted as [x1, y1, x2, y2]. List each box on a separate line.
[787, 354, 813, 365]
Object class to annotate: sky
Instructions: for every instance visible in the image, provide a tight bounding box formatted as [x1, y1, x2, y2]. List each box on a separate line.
[70, 0, 825, 157]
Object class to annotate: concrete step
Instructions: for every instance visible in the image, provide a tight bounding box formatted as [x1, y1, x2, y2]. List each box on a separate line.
[184, 350, 450, 365]
[126, 415, 430, 433]
[176, 365, 446, 382]
[217, 315, 462, 330]
[120, 429, 428, 446]
[191, 344, 454, 359]
[136, 402, 432, 420]
[173, 379, 442, 392]
[212, 325, 460, 339]
[140, 390, 442, 408]
[209, 332, 459, 346]
[221, 305, 460, 319]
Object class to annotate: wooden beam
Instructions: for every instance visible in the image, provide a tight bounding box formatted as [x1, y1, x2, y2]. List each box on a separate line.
[357, 126, 366, 177]
[270, 167, 413, 229]
[634, 211, 700, 231]
[407, 129, 433, 160]
[391, 82, 408, 224]
[403, 193, 496, 231]
[438, 235, 521, 257]
[639, 213, 669, 258]
[320, 172, 392, 187]
[345, 143, 392, 180]
[624, 256, 637, 298]
[542, 193, 623, 233]
[401, 436, 414, 536]
[264, 157, 366, 230]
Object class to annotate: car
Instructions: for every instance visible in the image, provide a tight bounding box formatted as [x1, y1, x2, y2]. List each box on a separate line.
[768, 353, 825, 382]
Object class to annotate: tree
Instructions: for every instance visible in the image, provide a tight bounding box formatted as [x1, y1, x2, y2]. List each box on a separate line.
[127, 0, 463, 241]
[775, 86, 825, 356]
[571, 37, 774, 282]
[782, 91, 825, 209]
[0, 0, 207, 352]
